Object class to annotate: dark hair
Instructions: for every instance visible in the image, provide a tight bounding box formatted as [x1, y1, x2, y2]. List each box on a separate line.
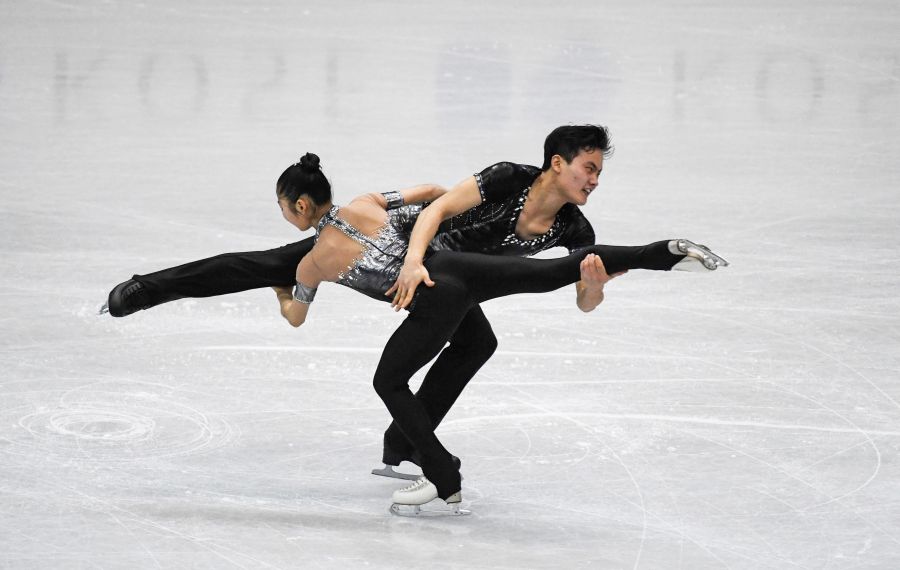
[541, 125, 614, 170]
[276, 152, 332, 210]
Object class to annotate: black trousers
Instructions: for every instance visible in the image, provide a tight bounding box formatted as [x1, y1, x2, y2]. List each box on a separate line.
[372, 241, 680, 499]
[380, 305, 497, 465]
[132, 237, 497, 468]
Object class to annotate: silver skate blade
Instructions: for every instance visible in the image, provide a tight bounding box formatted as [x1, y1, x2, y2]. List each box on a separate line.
[696, 242, 729, 268]
[673, 240, 729, 271]
[671, 257, 708, 272]
[390, 503, 470, 517]
[371, 465, 421, 481]
[98, 303, 110, 315]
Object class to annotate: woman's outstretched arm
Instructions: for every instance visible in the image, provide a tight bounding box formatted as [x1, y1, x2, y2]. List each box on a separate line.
[274, 249, 327, 327]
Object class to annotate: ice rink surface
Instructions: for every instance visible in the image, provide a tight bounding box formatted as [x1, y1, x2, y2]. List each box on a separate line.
[2, 0, 899, 568]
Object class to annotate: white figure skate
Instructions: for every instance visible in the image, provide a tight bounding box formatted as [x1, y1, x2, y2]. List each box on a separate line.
[389, 477, 469, 517]
[669, 239, 729, 271]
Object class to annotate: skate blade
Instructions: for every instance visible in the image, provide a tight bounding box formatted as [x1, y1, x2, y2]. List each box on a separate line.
[675, 240, 729, 271]
[98, 303, 110, 315]
[371, 465, 421, 481]
[671, 257, 708, 272]
[390, 503, 470, 517]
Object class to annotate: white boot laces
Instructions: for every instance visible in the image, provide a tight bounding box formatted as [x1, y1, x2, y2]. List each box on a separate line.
[400, 477, 431, 493]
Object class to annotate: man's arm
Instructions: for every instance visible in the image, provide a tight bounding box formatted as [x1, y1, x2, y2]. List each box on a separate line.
[386, 176, 483, 309]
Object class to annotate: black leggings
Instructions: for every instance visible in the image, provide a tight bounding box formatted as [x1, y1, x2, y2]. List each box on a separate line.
[130, 237, 497, 465]
[372, 240, 680, 499]
[133, 238, 316, 305]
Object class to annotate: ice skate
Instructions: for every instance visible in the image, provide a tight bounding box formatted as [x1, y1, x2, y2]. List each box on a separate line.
[101, 279, 152, 317]
[669, 239, 729, 271]
[389, 477, 469, 517]
[372, 444, 462, 481]
[371, 464, 421, 481]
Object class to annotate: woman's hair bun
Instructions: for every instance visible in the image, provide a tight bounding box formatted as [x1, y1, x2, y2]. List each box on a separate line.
[298, 152, 320, 172]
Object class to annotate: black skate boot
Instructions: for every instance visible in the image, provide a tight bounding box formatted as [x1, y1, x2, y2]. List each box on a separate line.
[99, 279, 153, 317]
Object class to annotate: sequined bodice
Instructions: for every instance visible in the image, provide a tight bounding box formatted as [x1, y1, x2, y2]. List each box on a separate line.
[316, 204, 422, 302]
[431, 186, 567, 256]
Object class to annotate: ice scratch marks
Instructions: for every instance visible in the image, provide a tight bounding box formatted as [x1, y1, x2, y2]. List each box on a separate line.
[666, 304, 900, 416]
[0, 379, 238, 463]
[445, 411, 900, 438]
[765, 382, 885, 512]
[104, 508, 164, 570]
[60, 482, 284, 569]
[677, 388, 900, 552]
[501, 393, 648, 570]
[201, 345, 384, 354]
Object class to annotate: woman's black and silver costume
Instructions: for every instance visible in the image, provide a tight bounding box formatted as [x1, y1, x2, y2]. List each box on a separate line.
[315, 204, 421, 302]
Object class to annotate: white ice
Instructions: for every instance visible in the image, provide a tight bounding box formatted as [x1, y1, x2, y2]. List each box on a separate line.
[2, 0, 899, 568]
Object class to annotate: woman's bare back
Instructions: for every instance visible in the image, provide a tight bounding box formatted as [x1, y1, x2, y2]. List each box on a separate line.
[302, 196, 392, 285]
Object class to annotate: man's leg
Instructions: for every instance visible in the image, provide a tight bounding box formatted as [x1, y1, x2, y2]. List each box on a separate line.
[380, 305, 497, 468]
[372, 282, 471, 501]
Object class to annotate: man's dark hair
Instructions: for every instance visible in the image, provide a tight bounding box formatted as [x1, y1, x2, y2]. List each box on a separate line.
[541, 125, 613, 170]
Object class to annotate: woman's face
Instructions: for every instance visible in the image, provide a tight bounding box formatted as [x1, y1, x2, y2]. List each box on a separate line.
[279, 197, 310, 231]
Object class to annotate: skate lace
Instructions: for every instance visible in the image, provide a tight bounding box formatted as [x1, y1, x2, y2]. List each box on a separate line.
[399, 477, 431, 493]
[125, 282, 151, 309]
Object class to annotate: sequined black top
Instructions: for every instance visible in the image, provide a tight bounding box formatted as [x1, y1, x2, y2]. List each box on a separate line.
[429, 162, 595, 256]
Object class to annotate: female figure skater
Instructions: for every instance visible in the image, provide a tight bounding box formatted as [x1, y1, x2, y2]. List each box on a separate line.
[272, 152, 722, 515]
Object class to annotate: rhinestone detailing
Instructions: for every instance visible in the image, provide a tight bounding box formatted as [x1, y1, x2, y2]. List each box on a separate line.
[382, 191, 404, 210]
[440, 185, 566, 257]
[316, 205, 422, 301]
[500, 186, 562, 250]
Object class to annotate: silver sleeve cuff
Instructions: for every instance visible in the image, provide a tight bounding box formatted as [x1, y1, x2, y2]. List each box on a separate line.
[292, 281, 318, 304]
[382, 191, 404, 210]
[473, 172, 487, 202]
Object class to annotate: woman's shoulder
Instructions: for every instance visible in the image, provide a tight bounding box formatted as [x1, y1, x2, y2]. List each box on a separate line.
[330, 198, 388, 236]
[340, 197, 382, 221]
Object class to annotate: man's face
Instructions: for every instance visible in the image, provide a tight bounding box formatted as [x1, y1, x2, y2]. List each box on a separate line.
[557, 148, 604, 205]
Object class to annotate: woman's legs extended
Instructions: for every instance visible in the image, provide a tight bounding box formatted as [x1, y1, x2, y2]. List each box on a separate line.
[135, 237, 314, 300]
[381, 305, 497, 466]
[107, 237, 315, 315]
[427, 240, 682, 304]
